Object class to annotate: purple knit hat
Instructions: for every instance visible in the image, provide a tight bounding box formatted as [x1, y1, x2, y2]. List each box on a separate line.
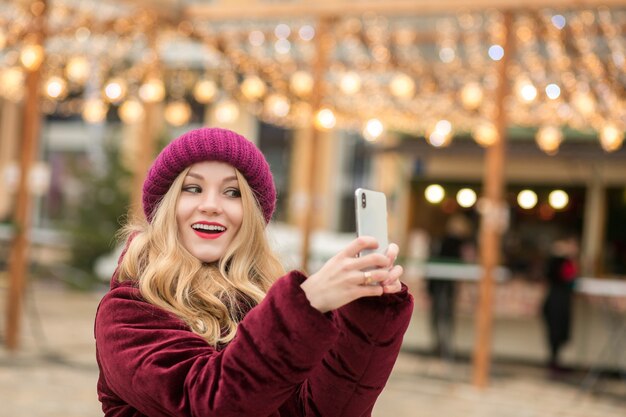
[142, 127, 276, 223]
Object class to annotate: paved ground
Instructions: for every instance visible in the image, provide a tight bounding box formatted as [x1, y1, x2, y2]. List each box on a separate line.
[1, 279, 624, 417]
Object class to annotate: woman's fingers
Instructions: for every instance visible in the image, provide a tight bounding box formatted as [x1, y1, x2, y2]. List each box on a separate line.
[342, 236, 379, 258]
[386, 243, 399, 263]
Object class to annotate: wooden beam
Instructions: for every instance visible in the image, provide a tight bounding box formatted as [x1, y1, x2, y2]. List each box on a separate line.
[299, 17, 333, 272]
[471, 11, 514, 388]
[5, 0, 47, 351]
[184, 0, 626, 20]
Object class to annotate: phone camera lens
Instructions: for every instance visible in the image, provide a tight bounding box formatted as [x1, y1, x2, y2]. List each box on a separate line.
[361, 193, 366, 208]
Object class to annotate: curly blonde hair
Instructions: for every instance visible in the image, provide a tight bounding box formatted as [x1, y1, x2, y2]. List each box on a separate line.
[116, 168, 285, 346]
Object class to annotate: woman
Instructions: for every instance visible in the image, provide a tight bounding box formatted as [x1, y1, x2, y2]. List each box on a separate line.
[94, 127, 414, 417]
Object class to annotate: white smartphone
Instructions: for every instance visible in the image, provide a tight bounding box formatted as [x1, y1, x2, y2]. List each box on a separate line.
[354, 188, 389, 258]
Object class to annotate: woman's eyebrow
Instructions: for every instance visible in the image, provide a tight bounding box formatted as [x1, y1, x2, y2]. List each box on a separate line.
[186, 172, 203, 180]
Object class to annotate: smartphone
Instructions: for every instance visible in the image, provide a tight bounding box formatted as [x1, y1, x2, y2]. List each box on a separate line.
[354, 188, 389, 258]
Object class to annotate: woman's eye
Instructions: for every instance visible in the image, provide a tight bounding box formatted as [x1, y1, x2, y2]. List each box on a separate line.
[183, 185, 202, 194]
[224, 188, 241, 198]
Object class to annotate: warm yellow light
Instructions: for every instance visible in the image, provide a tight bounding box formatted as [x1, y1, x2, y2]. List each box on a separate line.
[214, 99, 240, 124]
[472, 122, 498, 147]
[0, 30, 7, 50]
[536, 126, 563, 155]
[340, 72, 362, 95]
[164, 101, 192, 126]
[456, 188, 477, 208]
[103, 78, 127, 103]
[241, 75, 266, 100]
[290, 71, 313, 97]
[82, 98, 108, 124]
[427, 119, 453, 147]
[460, 82, 483, 110]
[44, 76, 67, 100]
[518, 83, 537, 102]
[517, 190, 538, 209]
[389, 73, 415, 99]
[571, 90, 595, 116]
[0, 67, 24, 102]
[20, 44, 44, 71]
[65, 56, 90, 84]
[599, 123, 624, 152]
[549, 190, 569, 210]
[363, 118, 384, 142]
[314, 108, 336, 130]
[425, 184, 445, 204]
[193, 79, 217, 104]
[139, 77, 165, 103]
[265, 93, 290, 117]
[118, 99, 145, 124]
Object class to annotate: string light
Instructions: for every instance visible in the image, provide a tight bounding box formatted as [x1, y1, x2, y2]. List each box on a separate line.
[425, 184, 445, 204]
[517, 190, 538, 209]
[0, 5, 621, 154]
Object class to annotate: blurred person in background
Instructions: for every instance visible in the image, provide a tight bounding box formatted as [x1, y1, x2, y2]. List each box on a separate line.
[426, 213, 475, 358]
[94, 127, 413, 417]
[541, 234, 579, 375]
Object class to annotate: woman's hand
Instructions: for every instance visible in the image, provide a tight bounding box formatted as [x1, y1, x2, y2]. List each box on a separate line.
[300, 237, 404, 313]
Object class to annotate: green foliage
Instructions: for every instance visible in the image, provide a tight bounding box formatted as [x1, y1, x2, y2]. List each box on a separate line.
[66, 136, 131, 289]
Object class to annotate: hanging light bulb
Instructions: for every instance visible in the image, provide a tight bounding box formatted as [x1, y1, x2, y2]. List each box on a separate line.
[460, 82, 484, 110]
[425, 184, 445, 204]
[44, 76, 68, 100]
[103, 78, 127, 103]
[20, 44, 44, 71]
[516, 79, 537, 103]
[457, 188, 477, 208]
[363, 118, 384, 142]
[389, 73, 415, 99]
[314, 107, 336, 130]
[139, 77, 165, 103]
[82, 98, 108, 124]
[65, 56, 90, 84]
[164, 101, 192, 126]
[214, 99, 240, 124]
[599, 123, 624, 152]
[265, 93, 290, 118]
[571, 90, 595, 117]
[0, 67, 25, 102]
[427, 119, 453, 147]
[536, 126, 563, 155]
[340, 71, 362, 95]
[290, 71, 313, 97]
[549, 190, 569, 210]
[472, 121, 498, 147]
[517, 190, 538, 209]
[241, 75, 267, 101]
[193, 78, 217, 104]
[118, 99, 145, 124]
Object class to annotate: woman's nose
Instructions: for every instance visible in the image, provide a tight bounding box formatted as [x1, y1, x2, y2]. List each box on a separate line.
[198, 191, 223, 214]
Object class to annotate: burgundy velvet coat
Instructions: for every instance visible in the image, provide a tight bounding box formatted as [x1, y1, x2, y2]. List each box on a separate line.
[95, 270, 413, 417]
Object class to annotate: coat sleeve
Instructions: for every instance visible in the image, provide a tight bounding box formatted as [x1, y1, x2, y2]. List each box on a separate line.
[95, 271, 339, 417]
[299, 284, 414, 416]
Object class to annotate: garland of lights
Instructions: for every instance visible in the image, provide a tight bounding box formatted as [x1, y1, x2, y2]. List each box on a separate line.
[0, 1, 624, 152]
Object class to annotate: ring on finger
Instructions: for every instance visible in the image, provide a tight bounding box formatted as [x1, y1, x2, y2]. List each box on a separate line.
[363, 270, 373, 286]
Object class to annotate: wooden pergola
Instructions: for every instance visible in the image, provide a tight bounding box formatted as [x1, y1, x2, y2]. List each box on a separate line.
[4, 0, 624, 390]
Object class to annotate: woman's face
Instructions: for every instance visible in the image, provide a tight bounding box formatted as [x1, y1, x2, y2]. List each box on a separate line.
[176, 161, 243, 263]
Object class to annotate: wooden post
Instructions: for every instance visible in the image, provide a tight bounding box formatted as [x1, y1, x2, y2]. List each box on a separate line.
[472, 11, 514, 388]
[299, 17, 333, 271]
[131, 102, 159, 220]
[5, 0, 48, 351]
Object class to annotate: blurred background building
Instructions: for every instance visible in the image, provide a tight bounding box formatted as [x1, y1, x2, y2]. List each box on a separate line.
[1, 0, 625, 387]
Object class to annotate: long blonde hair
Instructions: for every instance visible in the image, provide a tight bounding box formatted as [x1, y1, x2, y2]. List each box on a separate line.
[116, 168, 285, 346]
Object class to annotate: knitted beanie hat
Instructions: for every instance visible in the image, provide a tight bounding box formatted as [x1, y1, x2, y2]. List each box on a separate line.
[142, 127, 276, 223]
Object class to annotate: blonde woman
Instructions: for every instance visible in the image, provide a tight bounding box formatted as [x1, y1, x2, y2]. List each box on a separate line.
[94, 127, 414, 417]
